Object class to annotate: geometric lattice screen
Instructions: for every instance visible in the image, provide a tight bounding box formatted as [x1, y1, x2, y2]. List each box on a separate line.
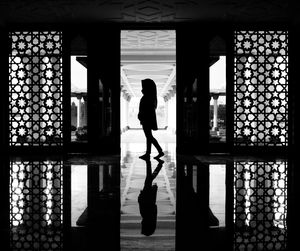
[10, 161, 63, 250]
[234, 31, 288, 146]
[234, 161, 287, 250]
[9, 31, 63, 146]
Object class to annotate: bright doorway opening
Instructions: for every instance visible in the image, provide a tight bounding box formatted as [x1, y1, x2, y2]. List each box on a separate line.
[120, 30, 176, 249]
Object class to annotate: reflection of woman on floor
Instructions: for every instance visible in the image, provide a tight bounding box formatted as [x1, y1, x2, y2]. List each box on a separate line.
[138, 78, 164, 159]
[138, 158, 164, 236]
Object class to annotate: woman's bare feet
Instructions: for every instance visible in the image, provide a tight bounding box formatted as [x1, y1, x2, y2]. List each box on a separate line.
[139, 153, 150, 159]
[154, 151, 164, 159]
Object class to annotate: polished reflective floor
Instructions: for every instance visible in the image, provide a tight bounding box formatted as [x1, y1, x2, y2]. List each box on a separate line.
[0, 130, 296, 251]
[121, 130, 176, 251]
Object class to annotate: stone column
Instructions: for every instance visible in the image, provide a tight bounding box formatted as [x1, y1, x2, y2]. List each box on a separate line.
[212, 94, 219, 131]
[82, 95, 88, 127]
[165, 97, 169, 129]
[76, 95, 82, 128]
[125, 95, 130, 129]
[71, 101, 77, 127]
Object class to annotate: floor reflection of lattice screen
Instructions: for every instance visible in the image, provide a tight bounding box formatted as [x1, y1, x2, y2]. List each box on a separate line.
[234, 161, 287, 251]
[10, 161, 63, 250]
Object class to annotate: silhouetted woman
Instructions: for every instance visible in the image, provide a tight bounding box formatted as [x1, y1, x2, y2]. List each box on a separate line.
[138, 79, 164, 159]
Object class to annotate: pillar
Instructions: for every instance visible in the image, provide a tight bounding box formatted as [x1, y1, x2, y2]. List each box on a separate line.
[120, 91, 129, 133]
[76, 95, 82, 128]
[82, 96, 88, 127]
[212, 94, 219, 131]
[125, 95, 130, 130]
[165, 97, 169, 129]
[71, 101, 77, 128]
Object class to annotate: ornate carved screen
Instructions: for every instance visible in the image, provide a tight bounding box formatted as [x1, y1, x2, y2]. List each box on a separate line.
[10, 160, 63, 250]
[234, 31, 288, 146]
[234, 161, 287, 250]
[9, 31, 63, 146]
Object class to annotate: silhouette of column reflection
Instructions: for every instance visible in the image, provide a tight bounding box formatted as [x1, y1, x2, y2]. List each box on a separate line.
[138, 158, 164, 236]
[87, 159, 120, 251]
[177, 157, 221, 250]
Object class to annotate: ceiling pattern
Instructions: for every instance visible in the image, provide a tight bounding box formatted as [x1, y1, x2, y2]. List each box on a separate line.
[121, 64, 176, 98]
[121, 30, 175, 50]
[121, 30, 176, 99]
[0, 0, 290, 25]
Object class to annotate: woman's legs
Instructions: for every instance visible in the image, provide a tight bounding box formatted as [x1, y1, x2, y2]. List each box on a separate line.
[143, 127, 152, 155]
[142, 127, 163, 156]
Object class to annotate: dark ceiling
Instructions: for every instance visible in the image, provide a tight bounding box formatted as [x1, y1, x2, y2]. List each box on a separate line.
[0, 0, 292, 26]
